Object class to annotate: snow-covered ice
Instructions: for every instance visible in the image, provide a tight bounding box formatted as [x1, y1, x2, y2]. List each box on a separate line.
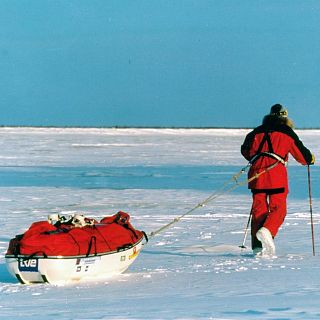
[1, 127, 320, 319]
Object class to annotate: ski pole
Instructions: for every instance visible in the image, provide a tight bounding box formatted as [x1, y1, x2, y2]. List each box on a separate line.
[239, 210, 252, 249]
[307, 165, 316, 256]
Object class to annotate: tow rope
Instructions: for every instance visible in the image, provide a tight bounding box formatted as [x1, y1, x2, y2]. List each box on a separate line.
[148, 160, 281, 238]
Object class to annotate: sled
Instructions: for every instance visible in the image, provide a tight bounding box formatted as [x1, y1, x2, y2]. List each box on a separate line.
[5, 211, 147, 285]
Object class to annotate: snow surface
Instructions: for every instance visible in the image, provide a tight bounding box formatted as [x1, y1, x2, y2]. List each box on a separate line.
[1, 127, 320, 319]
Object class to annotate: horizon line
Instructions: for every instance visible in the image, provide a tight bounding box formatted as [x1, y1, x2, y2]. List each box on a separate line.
[0, 125, 319, 130]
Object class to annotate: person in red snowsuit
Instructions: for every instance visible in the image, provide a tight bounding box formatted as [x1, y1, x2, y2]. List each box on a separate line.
[241, 104, 314, 254]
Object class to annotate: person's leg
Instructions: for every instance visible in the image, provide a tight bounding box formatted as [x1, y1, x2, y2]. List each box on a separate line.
[250, 192, 269, 250]
[263, 192, 288, 237]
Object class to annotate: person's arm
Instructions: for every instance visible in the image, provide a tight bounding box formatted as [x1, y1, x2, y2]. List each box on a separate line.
[287, 129, 314, 165]
[241, 131, 255, 161]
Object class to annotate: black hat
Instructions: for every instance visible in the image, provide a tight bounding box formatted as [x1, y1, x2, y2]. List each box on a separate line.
[270, 104, 288, 118]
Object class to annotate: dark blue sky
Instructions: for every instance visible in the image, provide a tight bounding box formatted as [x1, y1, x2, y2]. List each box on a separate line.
[1, 1, 320, 127]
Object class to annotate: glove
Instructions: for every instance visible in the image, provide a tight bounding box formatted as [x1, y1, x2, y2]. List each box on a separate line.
[309, 153, 315, 165]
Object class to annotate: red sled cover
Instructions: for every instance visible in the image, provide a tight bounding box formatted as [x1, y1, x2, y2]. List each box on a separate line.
[6, 212, 144, 257]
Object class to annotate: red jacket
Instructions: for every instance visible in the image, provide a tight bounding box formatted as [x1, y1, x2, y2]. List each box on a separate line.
[241, 115, 314, 192]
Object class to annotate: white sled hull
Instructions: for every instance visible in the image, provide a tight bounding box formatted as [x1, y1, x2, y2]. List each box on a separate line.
[6, 240, 143, 285]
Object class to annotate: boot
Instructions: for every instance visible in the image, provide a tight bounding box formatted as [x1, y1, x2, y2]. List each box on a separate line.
[256, 227, 276, 256]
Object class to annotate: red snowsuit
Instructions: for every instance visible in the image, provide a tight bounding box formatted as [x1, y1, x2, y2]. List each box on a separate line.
[241, 115, 314, 250]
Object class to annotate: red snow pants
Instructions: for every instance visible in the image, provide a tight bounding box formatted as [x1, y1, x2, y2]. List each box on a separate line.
[250, 190, 288, 249]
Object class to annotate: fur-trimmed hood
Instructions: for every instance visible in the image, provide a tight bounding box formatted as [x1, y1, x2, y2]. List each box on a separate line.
[262, 114, 294, 129]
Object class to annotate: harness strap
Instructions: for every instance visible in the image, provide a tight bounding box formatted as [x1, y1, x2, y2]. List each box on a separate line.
[260, 152, 287, 166]
[256, 131, 273, 154]
[250, 151, 287, 166]
[250, 131, 287, 166]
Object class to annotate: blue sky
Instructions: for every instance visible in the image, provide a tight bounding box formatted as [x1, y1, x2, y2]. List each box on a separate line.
[1, 0, 320, 128]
